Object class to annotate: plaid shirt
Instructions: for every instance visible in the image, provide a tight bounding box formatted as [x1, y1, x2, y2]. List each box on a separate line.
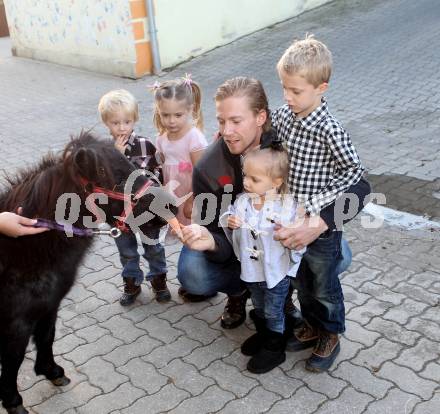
[271, 98, 364, 215]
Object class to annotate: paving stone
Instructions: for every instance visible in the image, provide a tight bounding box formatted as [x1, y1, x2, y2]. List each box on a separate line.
[32, 381, 101, 414]
[352, 338, 403, 370]
[79, 266, 120, 287]
[75, 324, 109, 343]
[142, 336, 201, 369]
[64, 296, 108, 316]
[315, 386, 374, 414]
[342, 267, 381, 289]
[419, 361, 440, 382]
[394, 282, 440, 306]
[363, 388, 421, 414]
[342, 284, 371, 306]
[376, 361, 438, 399]
[167, 385, 235, 414]
[99, 315, 147, 344]
[222, 349, 252, 372]
[63, 314, 98, 331]
[86, 280, 121, 304]
[86, 302, 124, 323]
[358, 281, 406, 305]
[346, 298, 392, 325]
[394, 338, 440, 371]
[333, 361, 393, 399]
[286, 370, 345, 399]
[66, 283, 94, 303]
[119, 384, 190, 414]
[201, 360, 259, 398]
[374, 266, 417, 289]
[52, 332, 86, 356]
[102, 335, 161, 367]
[135, 315, 183, 344]
[366, 317, 421, 346]
[184, 336, 238, 370]
[413, 392, 440, 414]
[382, 298, 429, 325]
[174, 315, 222, 345]
[78, 356, 128, 393]
[270, 385, 327, 414]
[117, 359, 168, 394]
[64, 334, 123, 366]
[75, 381, 144, 414]
[156, 301, 211, 323]
[220, 387, 281, 414]
[159, 359, 215, 396]
[344, 320, 381, 347]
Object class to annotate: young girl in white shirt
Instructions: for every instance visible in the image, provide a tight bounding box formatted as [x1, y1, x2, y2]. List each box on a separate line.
[223, 143, 304, 374]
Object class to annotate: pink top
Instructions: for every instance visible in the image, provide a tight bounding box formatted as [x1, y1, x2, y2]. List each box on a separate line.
[156, 127, 208, 225]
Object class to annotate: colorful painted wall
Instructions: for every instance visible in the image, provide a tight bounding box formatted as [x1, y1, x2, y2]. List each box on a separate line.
[4, 0, 330, 77]
[3, 0, 152, 77]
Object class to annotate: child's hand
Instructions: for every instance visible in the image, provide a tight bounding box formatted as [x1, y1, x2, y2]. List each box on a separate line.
[227, 215, 242, 229]
[114, 135, 128, 154]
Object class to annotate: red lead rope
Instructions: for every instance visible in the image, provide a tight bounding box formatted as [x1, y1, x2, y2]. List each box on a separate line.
[79, 177, 154, 232]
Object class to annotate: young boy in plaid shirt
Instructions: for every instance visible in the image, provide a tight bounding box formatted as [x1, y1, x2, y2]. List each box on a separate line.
[271, 35, 370, 372]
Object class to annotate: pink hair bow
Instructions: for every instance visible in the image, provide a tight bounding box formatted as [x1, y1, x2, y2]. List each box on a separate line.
[178, 161, 193, 173]
[147, 81, 161, 92]
[182, 73, 192, 87]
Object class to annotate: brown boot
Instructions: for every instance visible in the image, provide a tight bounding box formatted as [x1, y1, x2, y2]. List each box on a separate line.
[220, 290, 250, 329]
[306, 330, 340, 372]
[119, 277, 141, 306]
[286, 321, 319, 351]
[150, 274, 171, 303]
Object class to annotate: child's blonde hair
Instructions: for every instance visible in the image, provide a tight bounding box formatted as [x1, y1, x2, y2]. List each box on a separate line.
[98, 89, 139, 123]
[152, 77, 203, 135]
[244, 146, 289, 194]
[277, 34, 332, 87]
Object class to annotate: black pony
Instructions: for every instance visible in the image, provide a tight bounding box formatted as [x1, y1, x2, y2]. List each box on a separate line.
[0, 132, 177, 414]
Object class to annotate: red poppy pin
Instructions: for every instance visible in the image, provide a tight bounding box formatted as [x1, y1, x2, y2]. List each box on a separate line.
[218, 175, 233, 186]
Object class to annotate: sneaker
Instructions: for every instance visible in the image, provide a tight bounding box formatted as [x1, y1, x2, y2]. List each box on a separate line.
[119, 277, 141, 306]
[220, 290, 250, 329]
[150, 274, 171, 303]
[177, 287, 217, 303]
[285, 322, 319, 352]
[305, 331, 340, 372]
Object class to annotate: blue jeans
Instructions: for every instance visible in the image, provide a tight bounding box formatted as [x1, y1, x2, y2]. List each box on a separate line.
[247, 276, 291, 334]
[296, 231, 350, 334]
[115, 228, 167, 285]
[177, 246, 243, 296]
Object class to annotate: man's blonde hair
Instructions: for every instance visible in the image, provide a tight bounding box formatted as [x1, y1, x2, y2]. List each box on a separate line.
[277, 35, 332, 87]
[98, 89, 139, 123]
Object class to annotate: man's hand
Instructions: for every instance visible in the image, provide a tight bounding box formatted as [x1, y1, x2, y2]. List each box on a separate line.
[227, 215, 242, 229]
[273, 215, 328, 250]
[180, 224, 216, 251]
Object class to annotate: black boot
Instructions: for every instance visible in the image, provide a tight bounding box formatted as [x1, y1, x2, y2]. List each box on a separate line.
[119, 277, 141, 306]
[241, 312, 266, 356]
[150, 274, 171, 303]
[247, 329, 286, 374]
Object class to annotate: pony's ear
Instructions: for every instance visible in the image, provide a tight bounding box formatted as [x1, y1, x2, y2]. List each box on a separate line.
[73, 148, 100, 181]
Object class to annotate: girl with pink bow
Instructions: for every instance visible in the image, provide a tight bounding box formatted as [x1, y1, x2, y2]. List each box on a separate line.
[152, 74, 208, 226]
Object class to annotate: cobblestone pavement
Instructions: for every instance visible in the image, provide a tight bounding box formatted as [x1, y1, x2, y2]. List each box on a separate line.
[1, 0, 439, 413]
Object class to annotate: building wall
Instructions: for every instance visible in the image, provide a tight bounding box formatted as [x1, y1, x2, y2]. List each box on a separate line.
[4, 0, 139, 77]
[155, 0, 330, 69]
[4, 0, 330, 77]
